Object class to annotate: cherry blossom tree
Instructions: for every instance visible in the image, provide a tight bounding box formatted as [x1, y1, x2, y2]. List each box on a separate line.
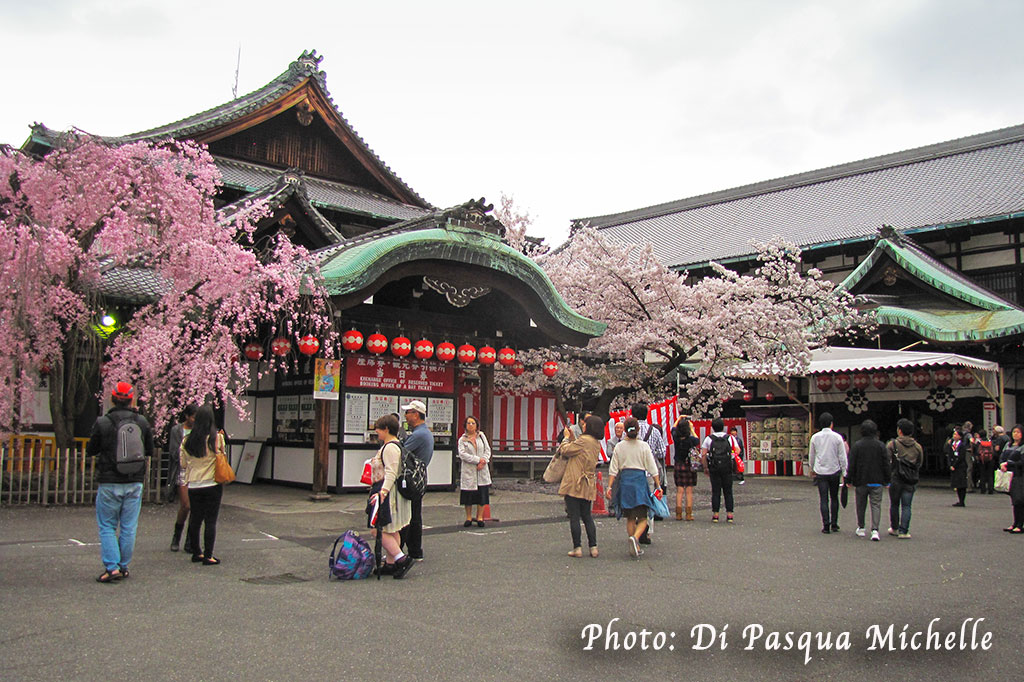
[494, 193, 549, 258]
[500, 226, 870, 417]
[0, 135, 335, 447]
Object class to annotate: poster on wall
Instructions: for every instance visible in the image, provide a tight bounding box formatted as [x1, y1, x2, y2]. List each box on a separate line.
[344, 393, 369, 433]
[314, 358, 342, 400]
[299, 395, 315, 433]
[369, 394, 400, 429]
[428, 397, 454, 436]
[276, 395, 299, 434]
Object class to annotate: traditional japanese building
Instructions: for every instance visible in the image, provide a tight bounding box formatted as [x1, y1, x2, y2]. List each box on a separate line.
[22, 50, 603, 491]
[576, 124, 1024, 469]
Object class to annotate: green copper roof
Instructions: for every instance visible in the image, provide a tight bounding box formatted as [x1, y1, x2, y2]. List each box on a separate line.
[841, 229, 1024, 342]
[317, 209, 605, 340]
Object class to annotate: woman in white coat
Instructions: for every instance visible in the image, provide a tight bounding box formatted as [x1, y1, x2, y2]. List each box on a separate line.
[458, 415, 492, 527]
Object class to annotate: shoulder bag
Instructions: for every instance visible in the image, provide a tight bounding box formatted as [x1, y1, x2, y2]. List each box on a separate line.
[214, 432, 235, 484]
[543, 451, 568, 483]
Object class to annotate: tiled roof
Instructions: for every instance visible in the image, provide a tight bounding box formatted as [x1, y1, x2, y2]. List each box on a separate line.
[99, 265, 167, 304]
[216, 157, 429, 222]
[577, 123, 1024, 269]
[26, 50, 432, 209]
[841, 229, 1024, 342]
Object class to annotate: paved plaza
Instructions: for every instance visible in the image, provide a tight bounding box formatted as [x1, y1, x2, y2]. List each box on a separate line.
[1, 477, 1021, 681]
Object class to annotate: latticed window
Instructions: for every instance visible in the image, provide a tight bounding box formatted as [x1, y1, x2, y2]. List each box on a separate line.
[967, 267, 1019, 304]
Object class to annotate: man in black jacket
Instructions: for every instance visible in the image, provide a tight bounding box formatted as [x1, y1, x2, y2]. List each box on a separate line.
[88, 382, 155, 583]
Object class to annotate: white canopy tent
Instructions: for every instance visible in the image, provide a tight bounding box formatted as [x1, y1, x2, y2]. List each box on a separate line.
[803, 347, 998, 374]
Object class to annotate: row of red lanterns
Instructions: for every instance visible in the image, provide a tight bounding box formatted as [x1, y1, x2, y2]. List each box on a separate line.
[815, 367, 974, 392]
[247, 329, 559, 377]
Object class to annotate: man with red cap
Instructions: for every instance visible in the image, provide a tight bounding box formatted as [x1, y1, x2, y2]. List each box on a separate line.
[87, 381, 154, 583]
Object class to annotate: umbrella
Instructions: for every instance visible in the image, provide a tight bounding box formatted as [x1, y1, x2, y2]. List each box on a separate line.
[840, 482, 848, 508]
[370, 493, 383, 580]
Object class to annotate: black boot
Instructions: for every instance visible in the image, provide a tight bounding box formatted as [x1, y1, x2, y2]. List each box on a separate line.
[171, 523, 184, 552]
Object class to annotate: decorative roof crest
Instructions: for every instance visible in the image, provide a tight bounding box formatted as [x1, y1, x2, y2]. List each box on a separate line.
[290, 50, 327, 88]
[878, 224, 905, 246]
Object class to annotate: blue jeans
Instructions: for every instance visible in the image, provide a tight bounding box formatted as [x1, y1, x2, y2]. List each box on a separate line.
[888, 481, 915, 534]
[96, 483, 144, 570]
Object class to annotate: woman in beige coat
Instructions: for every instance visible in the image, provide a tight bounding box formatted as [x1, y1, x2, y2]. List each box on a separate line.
[558, 415, 604, 558]
[457, 415, 492, 527]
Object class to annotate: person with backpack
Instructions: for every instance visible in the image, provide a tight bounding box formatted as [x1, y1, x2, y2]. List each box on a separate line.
[700, 417, 736, 523]
[809, 412, 847, 534]
[671, 417, 700, 521]
[399, 400, 433, 561]
[88, 381, 154, 583]
[886, 418, 923, 539]
[975, 429, 996, 495]
[180, 406, 228, 566]
[369, 413, 414, 578]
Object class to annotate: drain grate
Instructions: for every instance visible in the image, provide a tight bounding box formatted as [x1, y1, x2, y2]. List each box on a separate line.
[241, 572, 310, 585]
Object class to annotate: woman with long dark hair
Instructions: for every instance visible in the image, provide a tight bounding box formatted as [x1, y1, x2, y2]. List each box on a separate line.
[168, 404, 197, 552]
[998, 424, 1024, 533]
[671, 417, 700, 521]
[180, 405, 225, 565]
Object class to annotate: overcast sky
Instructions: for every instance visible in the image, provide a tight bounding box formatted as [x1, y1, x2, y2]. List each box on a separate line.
[2, 0, 1023, 245]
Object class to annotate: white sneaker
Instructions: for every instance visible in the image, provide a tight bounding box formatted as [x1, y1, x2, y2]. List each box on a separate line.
[855, 527, 866, 537]
[871, 530, 880, 541]
[629, 536, 639, 557]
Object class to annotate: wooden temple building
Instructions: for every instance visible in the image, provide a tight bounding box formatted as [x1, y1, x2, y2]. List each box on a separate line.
[22, 50, 604, 491]
[577, 125, 1024, 471]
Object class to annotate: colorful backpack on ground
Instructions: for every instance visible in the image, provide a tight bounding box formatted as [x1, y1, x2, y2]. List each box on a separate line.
[328, 531, 375, 580]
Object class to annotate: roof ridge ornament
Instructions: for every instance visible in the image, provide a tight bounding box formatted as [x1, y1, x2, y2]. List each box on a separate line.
[878, 224, 905, 246]
[290, 50, 327, 88]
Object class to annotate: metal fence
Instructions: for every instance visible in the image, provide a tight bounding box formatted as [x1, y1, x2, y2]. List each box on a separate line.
[1, 435, 170, 506]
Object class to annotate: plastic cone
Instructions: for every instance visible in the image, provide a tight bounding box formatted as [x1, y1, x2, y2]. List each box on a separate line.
[592, 472, 609, 515]
[481, 503, 498, 523]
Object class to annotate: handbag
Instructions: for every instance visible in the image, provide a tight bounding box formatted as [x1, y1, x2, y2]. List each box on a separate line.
[733, 453, 745, 474]
[213, 433, 235, 484]
[688, 446, 703, 472]
[543, 452, 567, 483]
[994, 469, 1013, 494]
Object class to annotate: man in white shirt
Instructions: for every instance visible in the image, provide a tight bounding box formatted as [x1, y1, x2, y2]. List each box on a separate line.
[809, 412, 848, 534]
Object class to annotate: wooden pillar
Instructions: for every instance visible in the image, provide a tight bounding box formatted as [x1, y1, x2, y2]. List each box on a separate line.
[480, 365, 494, 445]
[311, 399, 331, 500]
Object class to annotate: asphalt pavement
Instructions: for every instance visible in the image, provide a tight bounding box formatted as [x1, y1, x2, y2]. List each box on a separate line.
[1, 477, 1021, 681]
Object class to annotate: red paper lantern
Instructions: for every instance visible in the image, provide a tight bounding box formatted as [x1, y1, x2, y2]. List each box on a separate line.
[510, 361, 526, 376]
[833, 374, 851, 391]
[413, 339, 434, 360]
[815, 375, 832, 392]
[341, 329, 364, 352]
[477, 345, 497, 365]
[853, 373, 870, 390]
[871, 372, 890, 390]
[298, 335, 320, 356]
[367, 333, 388, 355]
[892, 370, 910, 389]
[912, 369, 930, 389]
[498, 347, 516, 366]
[542, 360, 558, 377]
[436, 342, 457, 362]
[391, 336, 412, 357]
[933, 367, 952, 387]
[743, 391, 754, 402]
[244, 342, 263, 362]
[271, 337, 291, 356]
[764, 391, 775, 402]
[457, 343, 477, 363]
[955, 368, 975, 387]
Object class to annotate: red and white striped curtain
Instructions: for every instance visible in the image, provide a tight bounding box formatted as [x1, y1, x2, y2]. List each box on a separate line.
[599, 396, 680, 463]
[458, 387, 565, 451]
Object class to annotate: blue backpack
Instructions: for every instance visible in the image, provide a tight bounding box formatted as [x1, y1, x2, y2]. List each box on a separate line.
[328, 531, 375, 580]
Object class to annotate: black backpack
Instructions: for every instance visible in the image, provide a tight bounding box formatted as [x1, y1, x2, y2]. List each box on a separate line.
[392, 442, 427, 500]
[104, 413, 146, 475]
[708, 434, 733, 474]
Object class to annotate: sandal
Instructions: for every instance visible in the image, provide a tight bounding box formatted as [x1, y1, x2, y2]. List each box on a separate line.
[118, 569, 130, 580]
[202, 556, 221, 565]
[96, 570, 122, 583]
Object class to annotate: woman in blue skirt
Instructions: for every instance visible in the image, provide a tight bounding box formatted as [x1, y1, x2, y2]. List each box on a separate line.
[606, 417, 662, 557]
